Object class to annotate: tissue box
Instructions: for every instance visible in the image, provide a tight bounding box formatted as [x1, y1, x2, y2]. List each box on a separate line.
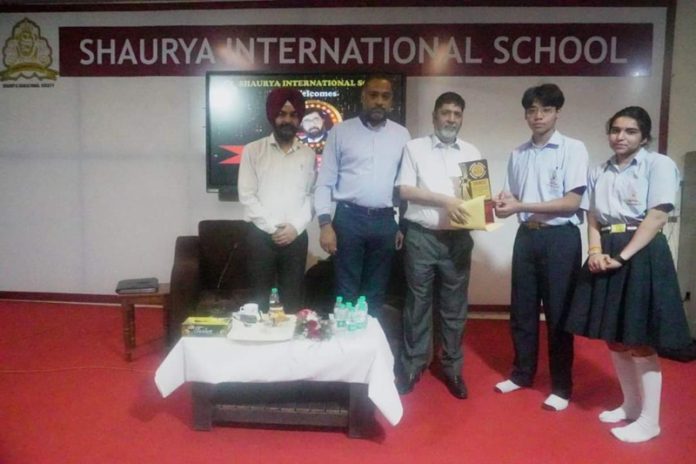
[181, 317, 230, 337]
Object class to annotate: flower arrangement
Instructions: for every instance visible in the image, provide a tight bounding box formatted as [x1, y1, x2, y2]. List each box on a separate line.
[295, 309, 332, 340]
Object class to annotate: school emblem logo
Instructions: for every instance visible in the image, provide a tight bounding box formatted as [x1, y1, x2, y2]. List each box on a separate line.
[467, 161, 488, 180]
[1, 18, 58, 81]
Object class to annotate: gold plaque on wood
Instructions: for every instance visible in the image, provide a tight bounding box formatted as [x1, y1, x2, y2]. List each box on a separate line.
[459, 160, 492, 201]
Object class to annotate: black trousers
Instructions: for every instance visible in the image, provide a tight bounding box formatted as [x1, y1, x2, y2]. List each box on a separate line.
[332, 201, 398, 311]
[509, 224, 580, 399]
[246, 224, 307, 313]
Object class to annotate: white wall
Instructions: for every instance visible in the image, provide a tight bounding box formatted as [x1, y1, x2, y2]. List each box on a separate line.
[671, 0, 696, 333]
[0, 4, 691, 307]
[670, 0, 696, 163]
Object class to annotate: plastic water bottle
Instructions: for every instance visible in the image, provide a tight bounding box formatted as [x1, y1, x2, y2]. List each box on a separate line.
[269, 287, 283, 315]
[333, 296, 346, 330]
[357, 295, 368, 330]
[346, 302, 358, 331]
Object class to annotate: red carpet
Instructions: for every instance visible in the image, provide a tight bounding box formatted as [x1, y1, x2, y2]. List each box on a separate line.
[1, 300, 695, 463]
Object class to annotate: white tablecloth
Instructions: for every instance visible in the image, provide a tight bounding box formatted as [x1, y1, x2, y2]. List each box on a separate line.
[154, 317, 403, 425]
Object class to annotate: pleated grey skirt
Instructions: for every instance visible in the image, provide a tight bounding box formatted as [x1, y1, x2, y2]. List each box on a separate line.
[566, 232, 692, 349]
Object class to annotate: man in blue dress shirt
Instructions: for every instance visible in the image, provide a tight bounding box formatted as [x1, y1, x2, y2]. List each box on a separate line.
[314, 75, 411, 311]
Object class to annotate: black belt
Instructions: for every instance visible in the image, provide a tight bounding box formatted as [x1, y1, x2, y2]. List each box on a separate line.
[521, 221, 571, 230]
[337, 201, 395, 217]
[600, 224, 639, 234]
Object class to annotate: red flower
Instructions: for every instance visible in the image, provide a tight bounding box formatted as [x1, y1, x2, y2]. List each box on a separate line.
[294, 310, 332, 340]
[297, 309, 312, 321]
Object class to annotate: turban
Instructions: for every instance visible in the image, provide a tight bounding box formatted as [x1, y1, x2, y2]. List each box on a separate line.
[266, 87, 306, 123]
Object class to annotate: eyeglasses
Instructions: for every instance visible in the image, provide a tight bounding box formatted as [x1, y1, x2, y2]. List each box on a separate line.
[525, 106, 556, 117]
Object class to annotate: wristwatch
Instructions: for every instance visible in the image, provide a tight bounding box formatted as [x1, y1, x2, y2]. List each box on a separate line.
[318, 214, 332, 227]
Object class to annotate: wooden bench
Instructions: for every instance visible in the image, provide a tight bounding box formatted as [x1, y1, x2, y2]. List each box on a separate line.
[191, 381, 377, 438]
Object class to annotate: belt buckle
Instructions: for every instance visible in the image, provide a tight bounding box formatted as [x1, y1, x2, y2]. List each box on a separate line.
[610, 224, 626, 233]
[526, 222, 541, 230]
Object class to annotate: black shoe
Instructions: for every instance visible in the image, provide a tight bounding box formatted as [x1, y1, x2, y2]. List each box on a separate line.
[396, 370, 421, 395]
[445, 375, 468, 399]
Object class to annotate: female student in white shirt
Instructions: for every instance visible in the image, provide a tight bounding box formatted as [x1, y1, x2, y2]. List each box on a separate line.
[566, 106, 692, 443]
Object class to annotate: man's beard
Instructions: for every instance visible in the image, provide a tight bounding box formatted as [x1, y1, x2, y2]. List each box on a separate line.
[364, 107, 388, 125]
[435, 125, 460, 143]
[274, 123, 297, 142]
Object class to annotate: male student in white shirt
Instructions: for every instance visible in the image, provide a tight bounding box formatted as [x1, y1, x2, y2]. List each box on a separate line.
[494, 83, 589, 412]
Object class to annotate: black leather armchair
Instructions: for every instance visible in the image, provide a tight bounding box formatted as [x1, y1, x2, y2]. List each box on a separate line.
[168, 220, 253, 346]
[168, 219, 406, 356]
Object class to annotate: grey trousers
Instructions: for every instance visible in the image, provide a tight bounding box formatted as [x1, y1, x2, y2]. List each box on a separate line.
[400, 224, 474, 378]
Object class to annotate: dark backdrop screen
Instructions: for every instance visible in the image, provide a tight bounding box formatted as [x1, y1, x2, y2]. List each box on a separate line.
[205, 72, 405, 197]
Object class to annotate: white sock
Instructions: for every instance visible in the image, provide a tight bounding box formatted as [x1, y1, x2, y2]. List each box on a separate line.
[494, 379, 522, 394]
[599, 350, 641, 423]
[542, 394, 569, 411]
[611, 354, 662, 443]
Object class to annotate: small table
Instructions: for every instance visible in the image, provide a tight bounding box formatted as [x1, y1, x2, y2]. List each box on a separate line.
[154, 317, 402, 437]
[117, 283, 170, 361]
